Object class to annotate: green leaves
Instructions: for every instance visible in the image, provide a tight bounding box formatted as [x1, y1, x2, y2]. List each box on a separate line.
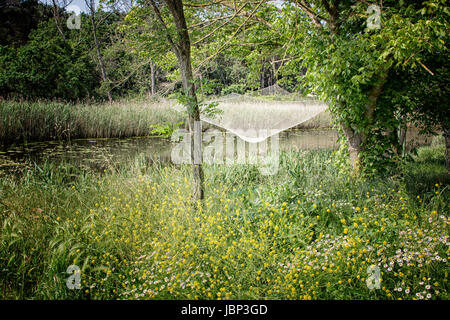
[150, 121, 184, 138]
[281, 0, 449, 175]
[0, 18, 98, 100]
[200, 101, 222, 119]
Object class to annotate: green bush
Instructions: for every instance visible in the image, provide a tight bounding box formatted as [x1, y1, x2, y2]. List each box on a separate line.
[221, 83, 247, 95]
[0, 19, 97, 101]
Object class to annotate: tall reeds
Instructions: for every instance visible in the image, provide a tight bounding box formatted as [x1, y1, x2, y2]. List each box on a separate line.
[0, 99, 184, 145]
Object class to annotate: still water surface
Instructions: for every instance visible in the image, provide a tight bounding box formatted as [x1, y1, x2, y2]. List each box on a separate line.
[0, 128, 433, 172]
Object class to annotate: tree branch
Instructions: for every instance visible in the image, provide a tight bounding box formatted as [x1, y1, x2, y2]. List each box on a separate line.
[149, 0, 179, 55]
[293, 0, 327, 27]
[193, 2, 248, 46]
[195, 0, 267, 71]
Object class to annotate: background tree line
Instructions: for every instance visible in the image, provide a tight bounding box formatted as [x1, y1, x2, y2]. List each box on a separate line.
[0, 0, 287, 101]
[0, 0, 155, 100]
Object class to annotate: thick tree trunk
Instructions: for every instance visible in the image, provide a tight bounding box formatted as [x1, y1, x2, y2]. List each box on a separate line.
[299, 2, 394, 173]
[164, 0, 204, 200]
[340, 69, 388, 171]
[341, 124, 363, 171]
[365, 70, 389, 122]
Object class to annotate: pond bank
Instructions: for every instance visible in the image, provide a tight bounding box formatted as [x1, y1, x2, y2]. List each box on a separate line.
[1, 99, 335, 146]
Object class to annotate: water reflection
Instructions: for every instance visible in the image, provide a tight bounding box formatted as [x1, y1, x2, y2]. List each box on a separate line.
[0, 128, 435, 173]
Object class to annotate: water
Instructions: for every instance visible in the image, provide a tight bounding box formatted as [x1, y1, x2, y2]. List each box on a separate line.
[0, 128, 434, 173]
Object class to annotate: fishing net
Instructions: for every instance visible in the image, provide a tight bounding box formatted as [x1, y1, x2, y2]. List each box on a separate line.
[258, 84, 290, 96]
[173, 94, 328, 143]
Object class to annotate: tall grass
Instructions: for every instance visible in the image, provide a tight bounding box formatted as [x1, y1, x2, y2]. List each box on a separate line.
[0, 97, 335, 146]
[0, 145, 448, 299]
[0, 98, 184, 145]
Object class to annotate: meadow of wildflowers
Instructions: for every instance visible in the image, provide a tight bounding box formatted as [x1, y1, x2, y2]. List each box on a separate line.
[0, 148, 448, 300]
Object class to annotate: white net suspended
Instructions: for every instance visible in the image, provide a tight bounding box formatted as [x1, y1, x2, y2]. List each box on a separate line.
[172, 93, 328, 143]
[258, 84, 290, 96]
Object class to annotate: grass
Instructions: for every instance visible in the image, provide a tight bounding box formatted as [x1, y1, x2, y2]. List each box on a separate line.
[0, 143, 448, 300]
[0, 98, 184, 145]
[404, 143, 448, 195]
[0, 96, 334, 146]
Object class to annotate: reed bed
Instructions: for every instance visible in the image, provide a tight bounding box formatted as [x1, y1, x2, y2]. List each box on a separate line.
[0, 99, 184, 145]
[0, 96, 334, 146]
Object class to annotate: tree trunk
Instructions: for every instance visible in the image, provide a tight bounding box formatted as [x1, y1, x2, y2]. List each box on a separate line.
[397, 122, 407, 157]
[199, 72, 203, 96]
[300, 3, 393, 173]
[341, 124, 363, 171]
[260, 58, 265, 89]
[89, 0, 112, 103]
[271, 56, 277, 85]
[150, 62, 156, 96]
[340, 69, 388, 172]
[164, 0, 204, 200]
[51, 0, 66, 43]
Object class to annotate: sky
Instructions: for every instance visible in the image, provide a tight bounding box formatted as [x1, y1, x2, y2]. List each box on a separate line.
[41, 0, 284, 14]
[41, 0, 99, 14]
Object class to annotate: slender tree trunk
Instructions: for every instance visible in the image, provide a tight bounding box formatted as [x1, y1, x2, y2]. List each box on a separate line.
[198, 72, 203, 96]
[174, 26, 204, 201]
[260, 58, 265, 89]
[397, 122, 407, 157]
[150, 62, 156, 96]
[89, 0, 112, 103]
[52, 0, 66, 43]
[271, 56, 277, 85]
[162, 0, 204, 199]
